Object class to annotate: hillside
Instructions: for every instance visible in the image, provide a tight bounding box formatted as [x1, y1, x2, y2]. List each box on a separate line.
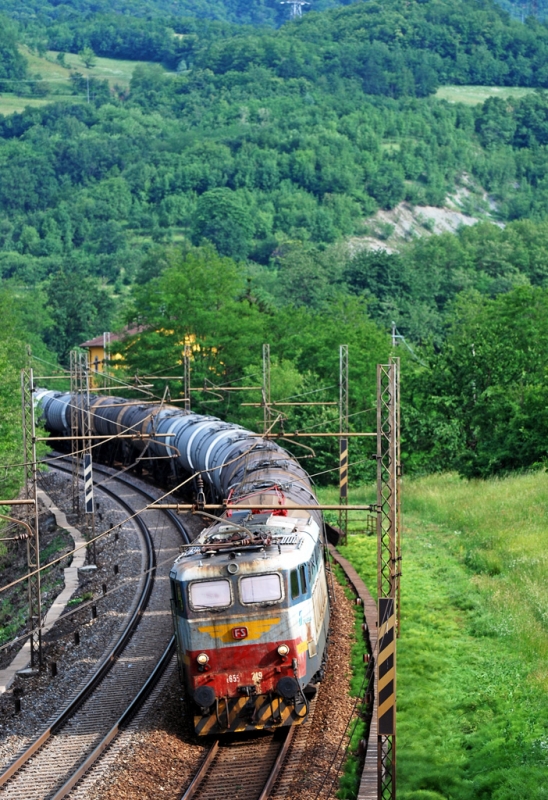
[0, 0, 548, 482]
[5, 0, 548, 28]
[0, 0, 349, 30]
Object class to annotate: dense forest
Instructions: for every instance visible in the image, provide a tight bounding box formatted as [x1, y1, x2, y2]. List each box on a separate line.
[4, 0, 548, 30]
[3, 5, 548, 800]
[1, 0, 548, 483]
[0, 0, 351, 31]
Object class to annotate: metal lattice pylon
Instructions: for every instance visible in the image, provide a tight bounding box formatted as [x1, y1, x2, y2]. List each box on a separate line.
[70, 352, 94, 531]
[102, 331, 111, 390]
[21, 359, 42, 668]
[183, 344, 191, 412]
[280, 0, 310, 18]
[339, 344, 349, 544]
[394, 357, 402, 634]
[376, 357, 401, 800]
[70, 350, 82, 514]
[262, 344, 271, 434]
[376, 359, 400, 602]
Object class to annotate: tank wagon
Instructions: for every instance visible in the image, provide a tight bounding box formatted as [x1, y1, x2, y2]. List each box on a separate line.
[36, 389, 330, 734]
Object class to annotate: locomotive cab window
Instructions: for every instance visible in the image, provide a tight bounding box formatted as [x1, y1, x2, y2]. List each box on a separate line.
[240, 573, 282, 604]
[171, 578, 184, 611]
[290, 569, 300, 599]
[299, 564, 308, 593]
[189, 579, 232, 610]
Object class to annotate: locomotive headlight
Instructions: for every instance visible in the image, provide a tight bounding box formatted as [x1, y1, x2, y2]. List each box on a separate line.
[277, 644, 290, 656]
[197, 653, 209, 665]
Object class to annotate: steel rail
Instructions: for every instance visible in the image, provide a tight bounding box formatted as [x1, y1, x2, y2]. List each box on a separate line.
[180, 728, 294, 800]
[0, 461, 189, 796]
[257, 726, 295, 800]
[50, 638, 176, 800]
[180, 741, 220, 800]
[0, 468, 156, 788]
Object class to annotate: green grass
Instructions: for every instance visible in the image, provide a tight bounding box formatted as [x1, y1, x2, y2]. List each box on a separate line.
[0, 95, 54, 115]
[435, 85, 535, 105]
[321, 472, 548, 799]
[40, 533, 72, 565]
[0, 46, 173, 115]
[0, 45, 172, 116]
[23, 47, 171, 89]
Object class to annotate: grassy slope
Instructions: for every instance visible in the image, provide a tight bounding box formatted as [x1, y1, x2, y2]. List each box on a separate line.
[435, 85, 535, 104]
[25, 47, 168, 88]
[0, 95, 53, 114]
[0, 47, 170, 116]
[319, 473, 548, 799]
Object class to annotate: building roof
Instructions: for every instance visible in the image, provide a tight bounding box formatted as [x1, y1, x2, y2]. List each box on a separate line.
[79, 327, 143, 348]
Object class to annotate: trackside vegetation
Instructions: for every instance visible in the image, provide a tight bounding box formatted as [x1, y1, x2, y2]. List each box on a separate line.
[321, 472, 548, 800]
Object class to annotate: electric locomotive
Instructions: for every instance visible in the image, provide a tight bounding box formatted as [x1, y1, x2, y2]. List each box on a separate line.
[35, 389, 331, 735]
[170, 503, 330, 735]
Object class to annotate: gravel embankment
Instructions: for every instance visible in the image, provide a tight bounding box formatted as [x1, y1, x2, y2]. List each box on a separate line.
[0, 469, 146, 771]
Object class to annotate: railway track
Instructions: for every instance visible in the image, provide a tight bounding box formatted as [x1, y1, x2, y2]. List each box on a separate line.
[182, 728, 295, 800]
[0, 459, 190, 800]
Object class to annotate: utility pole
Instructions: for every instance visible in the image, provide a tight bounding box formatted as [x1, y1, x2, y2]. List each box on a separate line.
[21, 353, 42, 669]
[70, 351, 95, 562]
[339, 344, 349, 545]
[81, 353, 95, 530]
[70, 350, 82, 515]
[394, 356, 402, 636]
[376, 357, 401, 800]
[183, 344, 191, 412]
[102, 331, 111, 390]
[262, 343, 271, 434]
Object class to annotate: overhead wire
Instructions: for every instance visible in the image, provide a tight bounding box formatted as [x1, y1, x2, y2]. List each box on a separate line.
[292, 406, 376, 435]
[278, 383, 338, 403]
[0, 429, 269, 595]
[0, 546, 185, 655]
[308, 457, 372, 479]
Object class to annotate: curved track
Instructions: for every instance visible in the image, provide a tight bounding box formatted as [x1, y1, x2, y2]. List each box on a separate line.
[0, 460, 190, 800]
[182, 728, 295, 800]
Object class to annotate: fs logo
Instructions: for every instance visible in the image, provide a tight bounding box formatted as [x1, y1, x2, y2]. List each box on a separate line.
[232, 626, 248, 640]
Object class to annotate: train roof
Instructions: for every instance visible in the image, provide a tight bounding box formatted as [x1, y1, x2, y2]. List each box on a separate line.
[170, 511, 321, 581]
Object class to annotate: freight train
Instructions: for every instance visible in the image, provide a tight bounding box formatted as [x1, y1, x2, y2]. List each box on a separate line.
[36, 389, 330, 735]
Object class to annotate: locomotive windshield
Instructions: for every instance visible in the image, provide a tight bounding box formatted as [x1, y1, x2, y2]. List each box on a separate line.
[240, 573, 282, 604]
[189, 579, 232, 609]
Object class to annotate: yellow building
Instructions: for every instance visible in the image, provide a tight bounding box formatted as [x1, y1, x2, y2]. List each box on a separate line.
[79, 333, 110, 376]
[79, 328, 140, 386]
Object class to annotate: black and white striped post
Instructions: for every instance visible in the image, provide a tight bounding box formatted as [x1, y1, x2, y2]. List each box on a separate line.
[84, 453, 94, 515]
